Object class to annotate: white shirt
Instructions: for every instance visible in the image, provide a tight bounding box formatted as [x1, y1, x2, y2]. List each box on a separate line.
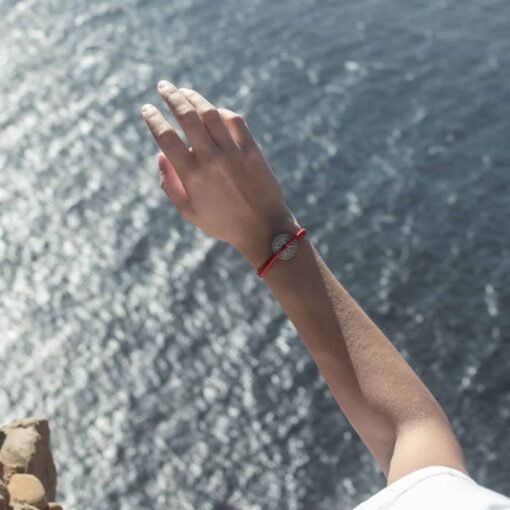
[354, 466, 510, 510]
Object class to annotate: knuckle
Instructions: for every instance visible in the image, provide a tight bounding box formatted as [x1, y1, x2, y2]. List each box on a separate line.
[198, 146, 221, 165]
[231, 113, 245, 124]
[156, 126, 176, 139]
[242, 140, 260, 156]
[177, 108, 196, 123]
[201, 107, 219, 123]
[210, 144, 221, 155]
[165, 89, 180, 100]
[144, 109, 159, 121]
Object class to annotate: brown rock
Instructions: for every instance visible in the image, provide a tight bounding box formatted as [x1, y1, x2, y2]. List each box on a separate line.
[8, 473, 47, 510]
[0, 477, 9, 510]
[0, 418, 57, 500]
[47, 504, 64, 510]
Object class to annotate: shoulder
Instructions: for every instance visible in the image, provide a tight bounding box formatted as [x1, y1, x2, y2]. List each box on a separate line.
[354, 466, 510, 510]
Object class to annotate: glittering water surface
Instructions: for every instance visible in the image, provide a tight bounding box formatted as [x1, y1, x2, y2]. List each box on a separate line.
[1, 0, 509, 508]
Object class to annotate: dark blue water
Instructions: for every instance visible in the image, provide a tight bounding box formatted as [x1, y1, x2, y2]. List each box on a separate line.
[1, 0, 509, 508]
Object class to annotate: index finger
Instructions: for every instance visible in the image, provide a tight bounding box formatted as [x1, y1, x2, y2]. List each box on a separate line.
[141, 103, 193, 176]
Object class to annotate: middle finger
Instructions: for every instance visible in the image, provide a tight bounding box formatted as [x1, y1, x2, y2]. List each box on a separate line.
[157, 80, 214, 154]
[179, 88, 236, 149]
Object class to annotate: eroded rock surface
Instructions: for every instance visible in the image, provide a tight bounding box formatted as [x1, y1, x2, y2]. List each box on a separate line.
[8, 474, 48, 510]
[0, 477, 10, 510]
[0, 418, 63, 509]
[0, 418, 57, 501]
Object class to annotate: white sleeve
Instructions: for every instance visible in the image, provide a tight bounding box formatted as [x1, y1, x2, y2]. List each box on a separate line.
[353, 465, 510, 510]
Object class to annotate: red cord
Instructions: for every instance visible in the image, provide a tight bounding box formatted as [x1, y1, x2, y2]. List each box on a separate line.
[257, 227, 307, 278]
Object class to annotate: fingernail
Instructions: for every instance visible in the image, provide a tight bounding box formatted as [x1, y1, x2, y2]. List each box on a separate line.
[179, 87, 191, 94]
[141, 104, 153, 113]
[158, 80, 171, 90]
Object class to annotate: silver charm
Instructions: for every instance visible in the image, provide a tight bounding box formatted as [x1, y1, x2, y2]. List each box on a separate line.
[272, 233, 298, 260]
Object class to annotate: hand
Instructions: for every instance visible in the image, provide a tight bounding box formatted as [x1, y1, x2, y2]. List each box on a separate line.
[141, 81, 298, 268]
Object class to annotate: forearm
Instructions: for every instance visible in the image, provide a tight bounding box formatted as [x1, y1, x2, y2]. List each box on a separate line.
[241, 235, 465, 479]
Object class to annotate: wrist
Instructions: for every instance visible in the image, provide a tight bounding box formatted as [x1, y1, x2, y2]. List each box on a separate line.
[233, 212, 302, 270]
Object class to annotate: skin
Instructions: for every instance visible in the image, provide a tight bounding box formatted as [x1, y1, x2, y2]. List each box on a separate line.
[141, 81, 469, 484]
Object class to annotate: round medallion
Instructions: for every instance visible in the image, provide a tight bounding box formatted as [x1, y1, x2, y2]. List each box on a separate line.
[272, 233, 298, 260]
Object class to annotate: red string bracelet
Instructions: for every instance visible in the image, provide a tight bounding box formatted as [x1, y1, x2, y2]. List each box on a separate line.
[257, 227, 307, 278]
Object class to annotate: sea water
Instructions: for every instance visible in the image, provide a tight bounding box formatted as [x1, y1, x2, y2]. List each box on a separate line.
[0, 0, 509, 508]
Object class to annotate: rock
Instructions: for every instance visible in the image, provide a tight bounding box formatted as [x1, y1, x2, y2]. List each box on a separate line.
[0, 477, 10, 510]
[0, 430, 5, 478]
[47, 504, 64, 510]
[10, 504, 40, 510]
[8, 473, 47, 510]
[0, 418, 57, 500]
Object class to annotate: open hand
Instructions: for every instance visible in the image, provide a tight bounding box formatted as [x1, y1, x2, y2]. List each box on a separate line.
[141, 81, 298, 268]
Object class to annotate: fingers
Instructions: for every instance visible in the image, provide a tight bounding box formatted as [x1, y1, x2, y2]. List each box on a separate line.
[142, 104, 193, 177]
[157, 81, 214, 154]
[218, 108, 257, 150]
[158, 153, 195, 219]
[179, 88, 236, 149]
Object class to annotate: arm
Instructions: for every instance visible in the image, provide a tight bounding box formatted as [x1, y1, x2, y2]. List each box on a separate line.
[244, 240, 468, 482]
[141, 82, 468, 483]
